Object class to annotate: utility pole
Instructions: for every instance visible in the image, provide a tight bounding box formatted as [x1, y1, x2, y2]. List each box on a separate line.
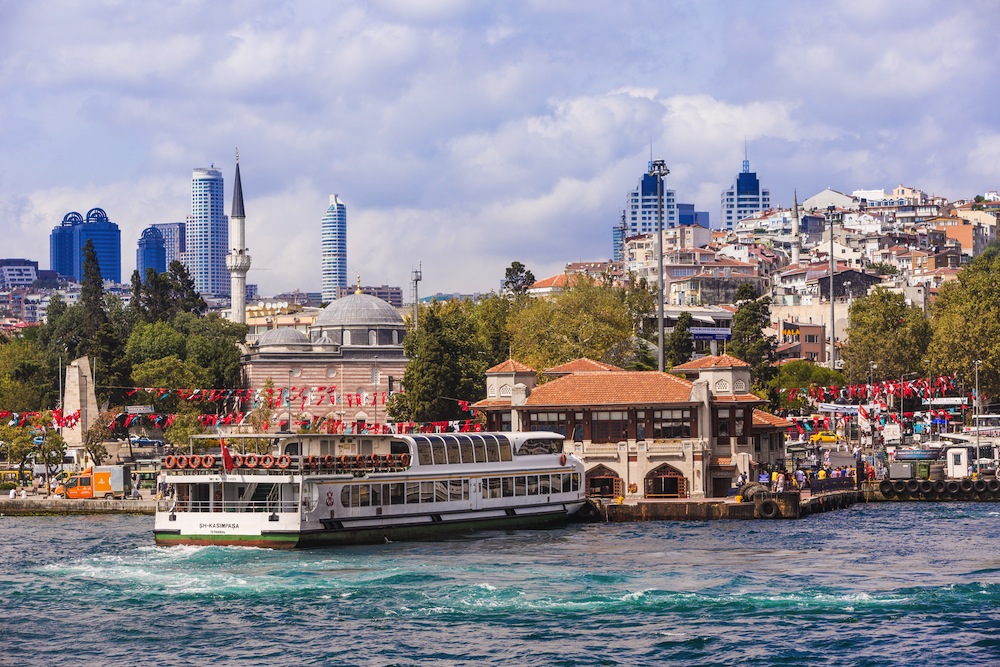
[648, 159, 670, 372]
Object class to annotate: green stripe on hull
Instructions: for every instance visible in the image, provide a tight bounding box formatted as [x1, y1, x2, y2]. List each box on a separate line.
[154, 510, 575, 549]
[154, 531, 299, 549]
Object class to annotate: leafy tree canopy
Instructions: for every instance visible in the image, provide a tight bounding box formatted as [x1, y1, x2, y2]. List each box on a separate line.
[841, 286, 932, 384]
[502, 261, 536, 295]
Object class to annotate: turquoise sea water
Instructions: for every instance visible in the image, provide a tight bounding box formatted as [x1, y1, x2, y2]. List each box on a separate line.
[3, 502, 1000, 666]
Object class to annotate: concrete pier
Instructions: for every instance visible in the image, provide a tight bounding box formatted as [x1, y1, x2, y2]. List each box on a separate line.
[0, 498, 156, 516]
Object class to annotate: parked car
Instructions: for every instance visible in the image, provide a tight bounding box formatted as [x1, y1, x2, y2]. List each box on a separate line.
[809, 431, 839, 444]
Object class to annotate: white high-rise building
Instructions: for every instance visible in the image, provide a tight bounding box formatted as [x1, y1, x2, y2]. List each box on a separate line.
[720, 156, 770, 231]
[320, 194, 347, 303]
[187, 166, 229, 296]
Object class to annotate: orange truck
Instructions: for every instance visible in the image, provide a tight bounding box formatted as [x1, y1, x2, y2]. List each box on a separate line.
[57, 465, 133, 500]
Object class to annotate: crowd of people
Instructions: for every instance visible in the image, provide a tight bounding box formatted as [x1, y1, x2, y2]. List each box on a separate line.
[736, 463, 880, 493]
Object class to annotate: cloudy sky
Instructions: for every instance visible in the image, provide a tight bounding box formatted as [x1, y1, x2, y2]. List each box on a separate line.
[1, 0, 996, 297]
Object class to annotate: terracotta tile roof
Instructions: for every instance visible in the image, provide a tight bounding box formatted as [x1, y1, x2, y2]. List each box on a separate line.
[545, 358, 624, 374]
[529, 274, 569, 289]
[485, 359, 536, 374]
[672, 354, 751, 370]
[753, 409, 793, 429]
[712, 395, 766, 403]
[471, 397, 513, 409]
[713, 456, 733, 466]
[524, 371, 695, 407]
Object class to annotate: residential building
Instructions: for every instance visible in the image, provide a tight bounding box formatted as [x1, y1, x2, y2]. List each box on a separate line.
[136, 227, 167, 277]
[776, 320, 827, 364]
[333, 283, 403, 308]
[49, 208, 122, 283]
[719, 156, 770, 231]
[321, 194, 348, 304]
[0, 259, 38, 289]
[151, 222, 186, 266]
[186, 167, 228, 297]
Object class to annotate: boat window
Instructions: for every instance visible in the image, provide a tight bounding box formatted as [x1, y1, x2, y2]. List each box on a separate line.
[388, 483, 405, 505]
[405, 482, 420, 504]
[486, 438, 500, 463]
[446, 438, 462, 465]
[485, 478, 501, 499]
[501, 477, 514, 497]
[284, 441, 300, 456]
[499, 441, 512, 461]
[563, 474, 573, 493]
[514, 476, 527, 496]
[572, 473, 580, 491]
[539, 475, 551, 494]
[449, 479, 466, 501]
[473, 436, 488, 463]
[390, 440, 410, 456]
[417, 442, 433, 466]
[527, 475, 538, 495]
[370, 484, 383, 507]
[429, 437, 447, 465]
[518, 438, 563, 455]
[420, 481, 434, 503]
[458, 436, 474, 464]
[434, 481, 449, 502]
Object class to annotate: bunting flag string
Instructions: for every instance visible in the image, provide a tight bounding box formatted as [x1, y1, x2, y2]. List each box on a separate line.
[0, 409, 81, 429]
[778, 374, 963, 406]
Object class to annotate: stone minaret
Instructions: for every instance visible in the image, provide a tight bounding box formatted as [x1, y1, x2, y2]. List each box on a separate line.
[226, 149, 251, 324]
[791, 189, 801, 266]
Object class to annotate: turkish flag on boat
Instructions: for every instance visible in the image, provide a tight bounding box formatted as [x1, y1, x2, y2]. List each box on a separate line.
[220, 438, 234, 472]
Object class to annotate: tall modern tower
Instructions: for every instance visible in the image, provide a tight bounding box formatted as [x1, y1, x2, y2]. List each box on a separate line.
[50, 208, 121, 283]
[187, 166, 228, 296]
[614, 170, 692, 261]
[136, 226, 167, 276]
[226, 152, 251, 324]
[320, 194, 348, 303]
[151, 222, 186, 266]
[720, 151, 770, 231]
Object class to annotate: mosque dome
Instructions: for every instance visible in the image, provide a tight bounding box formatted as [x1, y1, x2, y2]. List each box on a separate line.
[313, 292, 403, 328]
[257, 327, 311, 347]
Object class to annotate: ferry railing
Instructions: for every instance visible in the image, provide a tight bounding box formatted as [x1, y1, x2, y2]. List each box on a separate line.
[160, 454, 412, 476]
[161, 499, 299, 513]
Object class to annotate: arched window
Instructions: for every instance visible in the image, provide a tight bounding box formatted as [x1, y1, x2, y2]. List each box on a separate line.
[499, 384, 512, 398]
[343, 330, 351, 346]
[369, 330, 377, 346]
[734, 379, 747, 393]
[715, 379, 730, 393]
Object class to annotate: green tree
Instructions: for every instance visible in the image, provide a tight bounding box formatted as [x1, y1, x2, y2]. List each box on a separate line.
[841, 286, 932, 384]
[663, 311, 694, 368]
[768, 360, 845, 410]
[728, 285, 776, 389]
[173, 312, 247, 389]
[391, 305, 466, 422]
[507, 277, 633, 371]
[502, 261, 536, 295]
[0, 338, 52, 410]
[925, 244, 1000, 397]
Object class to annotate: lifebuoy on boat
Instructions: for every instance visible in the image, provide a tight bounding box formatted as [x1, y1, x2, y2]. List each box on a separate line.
[233, 454, 244, 468]
[189, 455, 203, 469]
[321, 454, 334, 468]
[277, 454, 291, 469]
[260, 455, 275, 469]
[175, 455, 189, 469]
[244, 454, 259, 468]
[400, 453, 411, 467]
[201, 455, 216, 469]
[559, 453, 567, 466]
[163, 455, 177, 469]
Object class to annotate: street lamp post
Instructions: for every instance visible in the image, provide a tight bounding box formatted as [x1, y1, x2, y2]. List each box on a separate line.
[974, 360, 982, 477]
[827, 205, 837, 370]
[648, 159, 670, 373]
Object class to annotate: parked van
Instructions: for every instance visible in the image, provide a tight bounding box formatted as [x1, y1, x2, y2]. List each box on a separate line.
[57, 465, 133, 500]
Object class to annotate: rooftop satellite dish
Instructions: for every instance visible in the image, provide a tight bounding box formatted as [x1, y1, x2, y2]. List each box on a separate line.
[257, 301, 264, 308]
[265, 302, 273, 309]
[281, 301, 288, 308]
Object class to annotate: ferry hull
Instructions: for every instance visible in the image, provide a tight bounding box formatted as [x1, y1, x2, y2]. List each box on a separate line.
[154, 503, 584, 549]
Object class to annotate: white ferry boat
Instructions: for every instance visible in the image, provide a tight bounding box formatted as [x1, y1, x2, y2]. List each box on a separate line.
[153, 431, 585, 548]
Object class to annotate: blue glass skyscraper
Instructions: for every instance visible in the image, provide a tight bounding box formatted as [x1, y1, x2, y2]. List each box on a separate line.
[186, 167, 228, 296]
[136, 226, 167, 276]
[720, 155, 770, 230]
[321, 194, 347, 303]
[49, 208, 121, 283]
